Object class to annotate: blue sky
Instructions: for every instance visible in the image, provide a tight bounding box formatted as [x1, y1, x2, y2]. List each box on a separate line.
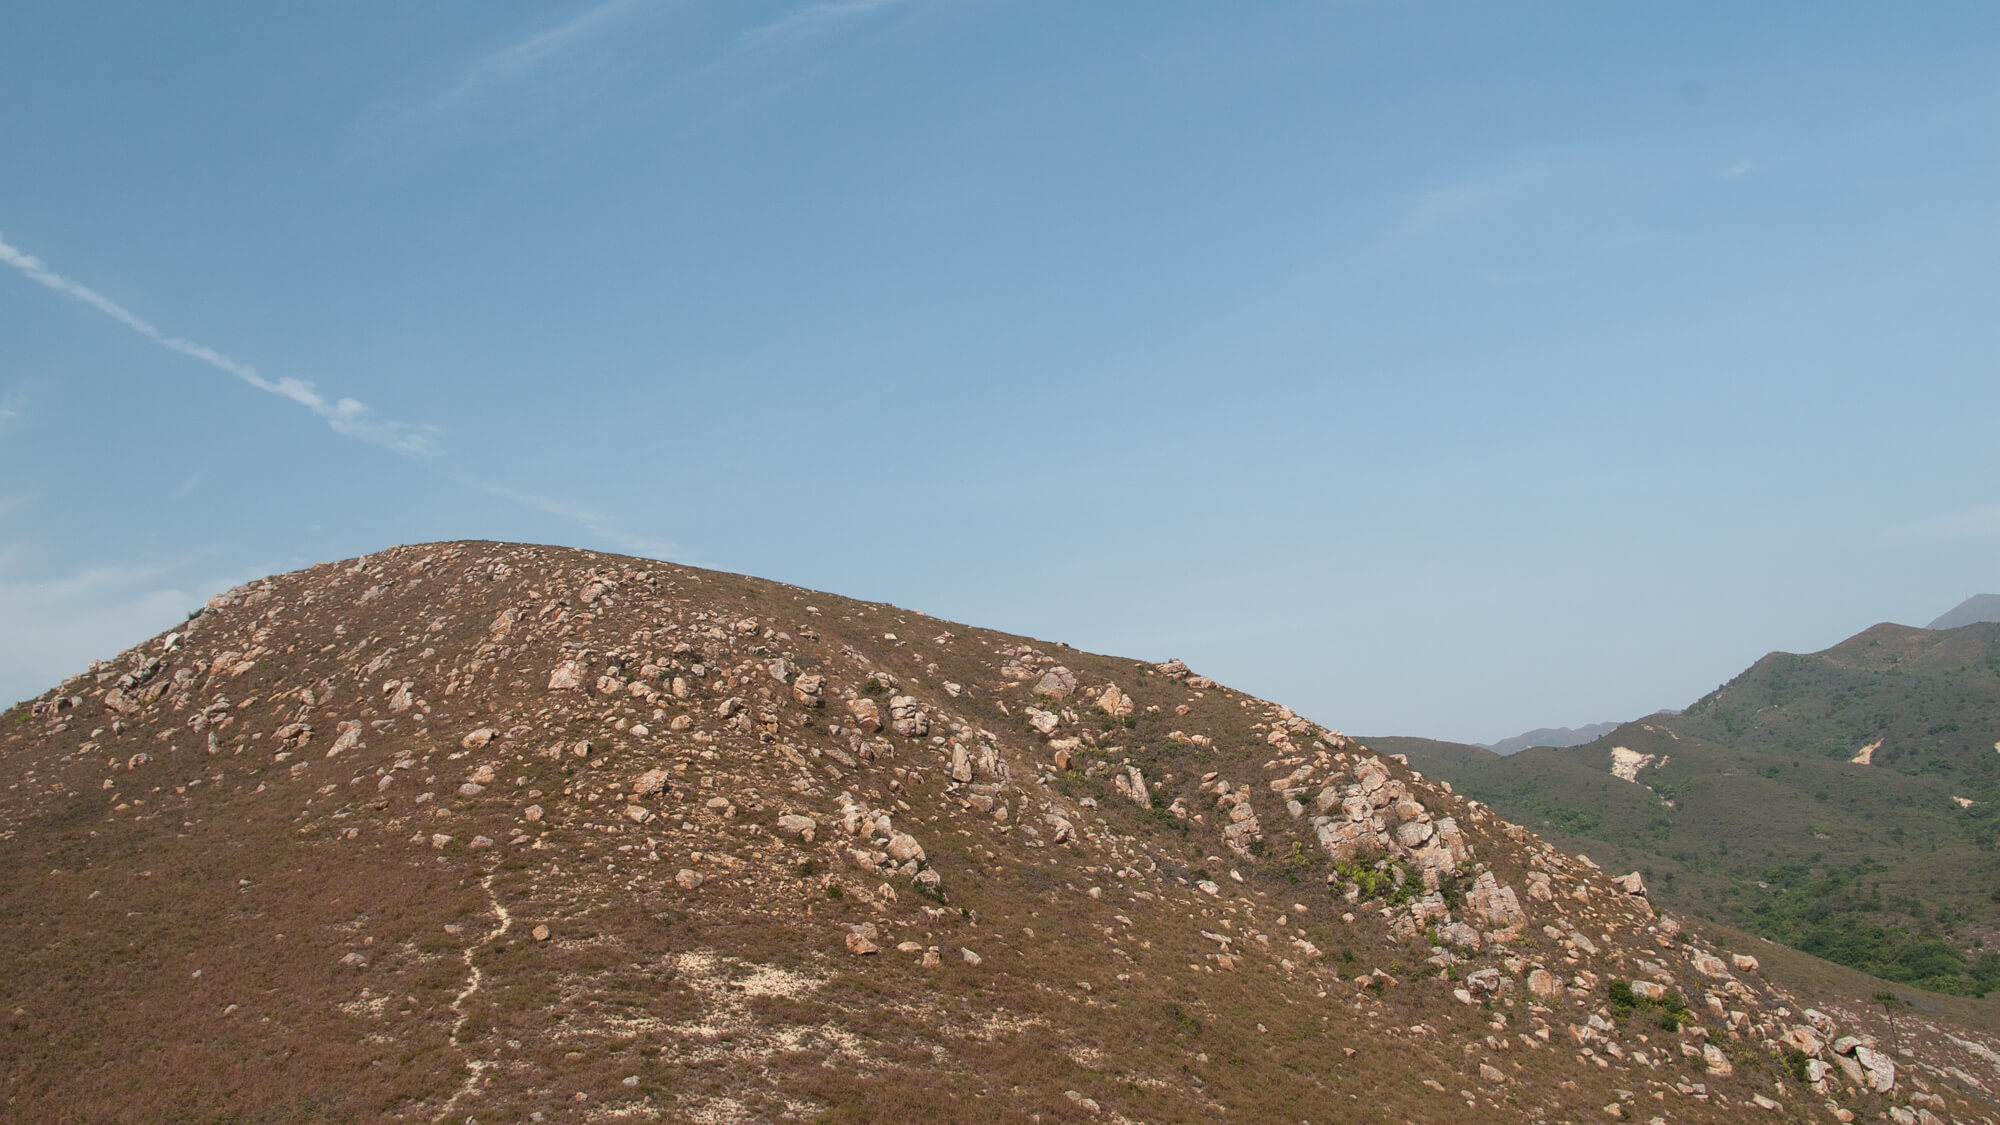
[3, 1, 1996, 743]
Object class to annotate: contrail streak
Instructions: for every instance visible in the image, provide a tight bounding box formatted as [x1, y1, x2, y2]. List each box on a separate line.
[0, 232, 442, 456]
[1, 230, 682, 561]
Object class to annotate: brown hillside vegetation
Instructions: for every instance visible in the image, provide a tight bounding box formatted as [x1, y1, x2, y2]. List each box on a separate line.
[4, 541, 1998, 1124]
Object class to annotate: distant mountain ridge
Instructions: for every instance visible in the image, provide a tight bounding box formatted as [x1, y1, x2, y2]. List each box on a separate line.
[1929, 593, 2000, 630]
[1483, 721, 1623, 756]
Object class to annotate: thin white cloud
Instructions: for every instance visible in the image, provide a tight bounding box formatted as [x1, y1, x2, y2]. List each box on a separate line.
[739, 0, 917, 53]
[424, 0, 653, 115]
[1893, 503, 2000, 540]
[0, 557, 249, 705]
[1400, 161, 1551, 235]
[1721, 160, 1757, 180]
[0, 233, 443, 457]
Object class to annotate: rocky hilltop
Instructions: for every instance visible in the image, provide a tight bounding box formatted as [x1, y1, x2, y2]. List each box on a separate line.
[4, 542, 1995, 1124]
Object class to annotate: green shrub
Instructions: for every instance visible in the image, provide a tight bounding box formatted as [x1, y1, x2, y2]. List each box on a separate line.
[1606, 978, 1637, 1010]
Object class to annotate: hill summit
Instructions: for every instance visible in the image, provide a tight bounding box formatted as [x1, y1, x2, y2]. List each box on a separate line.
[1929, 594, 2000, 631]
[4, 541, 1995, 1123]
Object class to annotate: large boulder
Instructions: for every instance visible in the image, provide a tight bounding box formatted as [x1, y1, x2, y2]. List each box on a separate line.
[1464, 871, 1525, 929]
[846, 697, 883, 732]
[1032, 667, 1077, 699]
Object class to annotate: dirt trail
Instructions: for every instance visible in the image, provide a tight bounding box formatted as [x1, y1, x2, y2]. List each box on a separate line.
[434, 870, 512, 1124]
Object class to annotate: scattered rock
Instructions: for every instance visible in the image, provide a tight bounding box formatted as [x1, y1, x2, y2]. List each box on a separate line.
[1853, 1044, 1896, 1092]
[846, 697, 883, 733]
[792, 674, 826, 708]
[1691, 952, 1730, 979]
[325, 721, 364, 757]
[1122, 766, 1149, 807]
[888, 696, 929, 738]
[885, 833, 926, 864]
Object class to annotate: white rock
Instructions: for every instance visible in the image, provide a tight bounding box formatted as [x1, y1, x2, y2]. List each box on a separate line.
[885, 833, 926, 864]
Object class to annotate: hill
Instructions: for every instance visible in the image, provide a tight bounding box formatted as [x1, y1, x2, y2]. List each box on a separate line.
[1487, 722, 1625, 756]
[1401, 622, 2000, 1001]
[1931, 595, 2000, 631]
[1361, 734, 1501, 771]
[4, 542, 1996, 1123]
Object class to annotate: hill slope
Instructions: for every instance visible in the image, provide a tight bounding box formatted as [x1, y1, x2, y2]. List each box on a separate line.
[4, 542, 1997, 1123]
[1400, 623, 2000, 999]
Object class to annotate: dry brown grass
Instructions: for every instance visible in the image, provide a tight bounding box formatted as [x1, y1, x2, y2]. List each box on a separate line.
[4, 540, 1996, 1124]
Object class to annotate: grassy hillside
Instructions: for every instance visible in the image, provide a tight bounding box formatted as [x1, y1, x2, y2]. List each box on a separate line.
[1398, 624, 2000, 998]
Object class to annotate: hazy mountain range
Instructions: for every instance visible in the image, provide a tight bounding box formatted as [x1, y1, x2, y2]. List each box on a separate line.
[1930, 593, 2000, 631]
[1481, 721, 1625, 756]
